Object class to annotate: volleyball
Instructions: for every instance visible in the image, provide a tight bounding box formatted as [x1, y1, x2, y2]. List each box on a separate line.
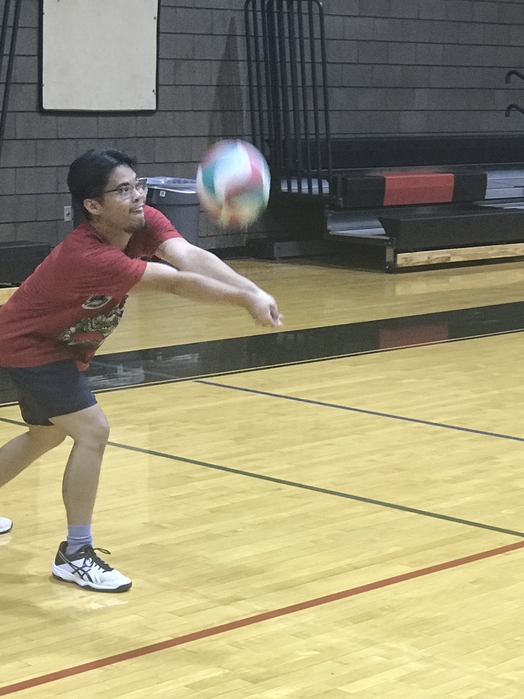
[196, 140, 271, 228]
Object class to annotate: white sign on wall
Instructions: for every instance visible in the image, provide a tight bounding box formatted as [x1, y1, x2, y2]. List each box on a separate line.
[41, 0, 159, 112]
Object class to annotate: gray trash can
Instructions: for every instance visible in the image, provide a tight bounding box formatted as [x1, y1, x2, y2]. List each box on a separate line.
[146, 177, 200, 245]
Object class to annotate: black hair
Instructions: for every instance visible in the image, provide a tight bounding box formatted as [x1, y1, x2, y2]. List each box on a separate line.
[67, 148, 138, 220]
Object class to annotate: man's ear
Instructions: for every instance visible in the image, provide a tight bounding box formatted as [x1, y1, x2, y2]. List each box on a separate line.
[83, 198, 101, 217]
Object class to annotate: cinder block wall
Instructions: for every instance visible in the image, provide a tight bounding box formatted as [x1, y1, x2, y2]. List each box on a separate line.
[1, 0, 524, 248]
[327, 0, 524, 136]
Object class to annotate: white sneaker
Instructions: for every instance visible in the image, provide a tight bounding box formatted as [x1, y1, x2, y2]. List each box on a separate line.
[52, 541, 132, 593]
[0, 517, 12, 534]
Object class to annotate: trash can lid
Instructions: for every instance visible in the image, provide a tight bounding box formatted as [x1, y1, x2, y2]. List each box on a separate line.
[145, 176, 197, 194]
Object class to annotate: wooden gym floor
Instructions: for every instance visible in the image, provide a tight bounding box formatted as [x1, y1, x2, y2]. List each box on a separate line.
[1, 258, 524, 697]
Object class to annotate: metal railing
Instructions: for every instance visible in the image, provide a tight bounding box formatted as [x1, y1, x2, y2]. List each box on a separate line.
[505, 69, 524, 118]
[506, 69, 524, 84]
[505, 103, 524, 118]
[0, 0, 21, 167]
[245, 0, 332, 199]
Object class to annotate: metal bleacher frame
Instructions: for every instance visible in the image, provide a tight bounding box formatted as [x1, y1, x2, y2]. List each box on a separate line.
[244, 0, 334, 260]
[244, 0, 524, 272]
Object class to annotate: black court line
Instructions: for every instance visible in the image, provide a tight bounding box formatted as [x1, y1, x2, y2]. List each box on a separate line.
[0, 413, 521, 537]
[73, 331, 517, 398]
[2, 300, 524, 406]
[0, 416, 25, 427]
[197, 379, 524, 446]
[0, 326, 519, 410]
[91, 328, 524, 394]
[79, 302, 524, 393]
[0, 327, 516, 407]
[105, 440, 524, 538]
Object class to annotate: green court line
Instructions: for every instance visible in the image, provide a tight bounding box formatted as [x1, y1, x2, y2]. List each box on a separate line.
[197, 379, 524, 445]
[105, 439, 524, 538]
[0, 412, 522, 540]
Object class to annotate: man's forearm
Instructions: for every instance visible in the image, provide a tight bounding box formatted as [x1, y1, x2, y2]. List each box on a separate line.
[175, 246, 261, 293]
[135, 259, 282, 327]
[166, 270, 249, 308]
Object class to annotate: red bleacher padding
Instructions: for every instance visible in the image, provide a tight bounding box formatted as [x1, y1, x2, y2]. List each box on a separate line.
[383, 173, 455, 206]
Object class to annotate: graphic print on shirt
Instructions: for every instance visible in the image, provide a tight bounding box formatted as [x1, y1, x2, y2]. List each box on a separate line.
[55, 299, 127, 351]
[82, 295, 112, 310]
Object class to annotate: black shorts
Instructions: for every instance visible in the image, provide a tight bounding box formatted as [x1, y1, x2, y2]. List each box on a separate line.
[4, 360, 97, 426]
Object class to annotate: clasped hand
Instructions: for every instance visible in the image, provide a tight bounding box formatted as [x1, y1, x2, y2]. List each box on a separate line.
[246, 290, 283, 327]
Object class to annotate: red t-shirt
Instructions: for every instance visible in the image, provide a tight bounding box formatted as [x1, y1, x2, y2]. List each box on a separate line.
[0, 206, 181, 370]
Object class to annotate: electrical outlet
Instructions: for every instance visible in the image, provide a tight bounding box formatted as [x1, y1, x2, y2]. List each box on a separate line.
[63, 205, 72, 222]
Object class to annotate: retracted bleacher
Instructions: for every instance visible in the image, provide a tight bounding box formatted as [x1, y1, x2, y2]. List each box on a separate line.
[320, 134, 524, 271]
[244, 0, 524, 271]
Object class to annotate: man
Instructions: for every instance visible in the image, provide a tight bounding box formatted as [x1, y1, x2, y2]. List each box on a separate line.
[0, 148, 282, 593]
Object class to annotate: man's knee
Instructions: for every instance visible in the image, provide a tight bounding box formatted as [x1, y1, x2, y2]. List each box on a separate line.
[76, 414, 110, 447]
[91, 417, 110, 446]
[51, 405, 110, 447]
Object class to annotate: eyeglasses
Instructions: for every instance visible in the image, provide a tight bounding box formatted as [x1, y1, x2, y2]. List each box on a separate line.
[102, 178, 148, 199]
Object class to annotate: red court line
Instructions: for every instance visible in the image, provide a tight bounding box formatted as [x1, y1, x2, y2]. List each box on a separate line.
[1, 539, 523, 696]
